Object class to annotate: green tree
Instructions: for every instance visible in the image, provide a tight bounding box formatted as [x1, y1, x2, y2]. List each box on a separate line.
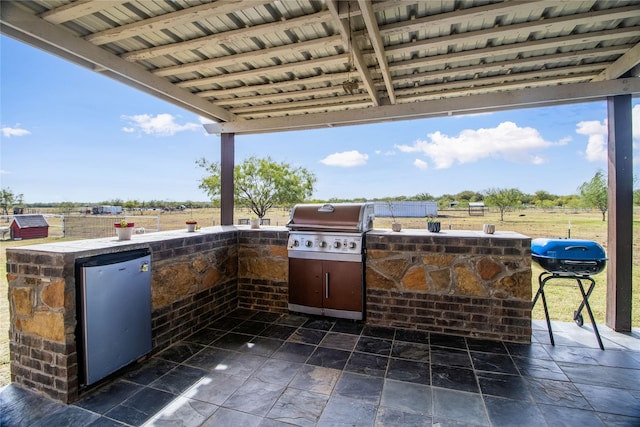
[0, 187, 24, 217]
[456, 190, 483, 203]
[483, 187, 523, 221]
[197, 156, 316, 218]
[578, 170, 608, 221]
[414, 192, 436, 201]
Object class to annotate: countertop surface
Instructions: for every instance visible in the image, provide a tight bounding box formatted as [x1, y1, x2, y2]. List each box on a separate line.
[367, 228, 530, 239]
[7, 226, 530, 254]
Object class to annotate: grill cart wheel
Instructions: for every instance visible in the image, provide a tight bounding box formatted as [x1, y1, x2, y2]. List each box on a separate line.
[574, 310, 584, 327]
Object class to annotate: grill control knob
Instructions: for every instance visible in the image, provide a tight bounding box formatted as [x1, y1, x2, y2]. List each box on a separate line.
[333, 241, 341, 249]
[348, 241, 357, 249]
[292, 240, 299, 247]
[319, 241, 327, 248]
[305, 240, 313, 247]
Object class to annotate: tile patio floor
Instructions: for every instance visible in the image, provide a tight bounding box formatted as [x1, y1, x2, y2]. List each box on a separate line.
[1, 309, 639, 426]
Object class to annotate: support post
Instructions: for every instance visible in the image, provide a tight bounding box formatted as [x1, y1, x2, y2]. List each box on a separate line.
[220, 133, 235, 226]
[606, 94, 633, 332]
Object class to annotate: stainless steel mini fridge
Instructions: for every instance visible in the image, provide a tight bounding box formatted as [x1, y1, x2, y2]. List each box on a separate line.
[76, 249, 152, 386]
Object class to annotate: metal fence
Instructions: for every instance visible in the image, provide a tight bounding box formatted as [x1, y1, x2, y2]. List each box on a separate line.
[62, 216, 160, 239]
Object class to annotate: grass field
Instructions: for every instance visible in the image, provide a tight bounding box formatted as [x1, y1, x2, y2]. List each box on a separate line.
[1, 206, 638, 387]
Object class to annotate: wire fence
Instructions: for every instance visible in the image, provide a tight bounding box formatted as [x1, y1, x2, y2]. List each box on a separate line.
[62, 215, 161, 239]
[0, 214, 161, 239]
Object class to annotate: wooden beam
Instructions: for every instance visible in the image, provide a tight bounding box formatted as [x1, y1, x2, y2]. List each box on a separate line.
[389, 28, 640, 81]
[196, 71, 351, 99]
[358, 0, 395, 104]
[176, 55, 349, 89]
[378, 0, 550, 36]
[86, 0, 272, 45]
[391, 46, 630, 86]
[384, 6, 640, 58]
[203, 78, 640, 134]
[594, 42, 640, 82]
[606, 94, 633, 332]
[326, 0, 379, 106]
[40, 0, 126, 24]
[121, 10, 333, 62]
[153, 35, 343, 78]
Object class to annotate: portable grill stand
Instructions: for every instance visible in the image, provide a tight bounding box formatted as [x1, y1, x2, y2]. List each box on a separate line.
[532, 271, 604, 350]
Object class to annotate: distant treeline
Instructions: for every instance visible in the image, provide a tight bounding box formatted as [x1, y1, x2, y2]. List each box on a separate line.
[19, 189, 591, 211]
[308, 190, 586, 209]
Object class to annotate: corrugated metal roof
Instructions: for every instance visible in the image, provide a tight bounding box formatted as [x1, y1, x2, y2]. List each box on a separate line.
[1, 0, 639, 134]
[12, 215, 49, 229]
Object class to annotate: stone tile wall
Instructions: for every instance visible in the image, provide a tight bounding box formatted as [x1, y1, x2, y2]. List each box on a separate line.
[6, 230, 239, 403]
[6, 251, 76, 403]
[237, 230, 289, 313]
[6, 227, 533, 403]
[148, 232, 239, 350]
[365, 232, 532, 342]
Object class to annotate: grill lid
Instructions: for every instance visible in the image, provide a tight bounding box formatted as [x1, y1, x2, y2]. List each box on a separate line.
[287, 203, 375, 232]
[531, 238, 606, 261]
[531, 238, 607, 275]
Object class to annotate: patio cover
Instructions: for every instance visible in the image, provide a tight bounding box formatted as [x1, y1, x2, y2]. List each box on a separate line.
[1, 1, 638, 133]
[1, 1, 638, 330]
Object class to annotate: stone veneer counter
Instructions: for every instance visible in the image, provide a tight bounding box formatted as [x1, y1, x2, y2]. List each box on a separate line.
[6, 226, 251, 403]
[365, 229, 532, 343]
[6, 225, 530, 404]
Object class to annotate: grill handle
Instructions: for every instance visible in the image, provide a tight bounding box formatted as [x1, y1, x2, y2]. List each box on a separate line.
[563, 259, 598, 266]
[565, 245, 589, 251]
[325, 273, 330, 299]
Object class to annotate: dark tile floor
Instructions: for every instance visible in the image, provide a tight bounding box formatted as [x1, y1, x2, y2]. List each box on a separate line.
[1, 309, 639, 426]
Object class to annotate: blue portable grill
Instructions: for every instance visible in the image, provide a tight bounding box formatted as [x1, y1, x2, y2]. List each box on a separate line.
[531, 238, 607, 350]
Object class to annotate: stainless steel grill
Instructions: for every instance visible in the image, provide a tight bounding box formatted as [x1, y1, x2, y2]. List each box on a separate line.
[286, 203, 374, 320]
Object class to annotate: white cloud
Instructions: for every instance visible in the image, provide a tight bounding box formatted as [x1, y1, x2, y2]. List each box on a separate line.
[0, 169, 9, 174]
[374, 149, 395, 156]
[414, 159, 428, 170]
[575, 105, 640, 163]
[121, 113, 200, 136]
[198, 116, 215, 125]
[1, 125, 31, 138]
[576, 119, 607, 162]
[395, 121, 554, 169]
[320, 150, 368, 167]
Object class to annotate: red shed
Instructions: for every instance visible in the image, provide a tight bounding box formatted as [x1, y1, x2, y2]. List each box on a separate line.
[10, 215, 49, 240]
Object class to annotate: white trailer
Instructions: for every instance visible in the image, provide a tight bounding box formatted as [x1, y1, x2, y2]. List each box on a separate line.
[373, 201, 438, 218]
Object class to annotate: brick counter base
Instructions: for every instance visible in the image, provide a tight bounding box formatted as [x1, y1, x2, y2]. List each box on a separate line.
[365, 230, 532, 343]
[366, 288, 532, 342]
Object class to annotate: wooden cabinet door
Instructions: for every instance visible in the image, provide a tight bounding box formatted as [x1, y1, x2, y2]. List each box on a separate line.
[288, 257, 323, 308]
[322, 260, 363, 312]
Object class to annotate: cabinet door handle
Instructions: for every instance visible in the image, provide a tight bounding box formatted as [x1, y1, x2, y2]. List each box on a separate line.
[325, 273, 330, 299]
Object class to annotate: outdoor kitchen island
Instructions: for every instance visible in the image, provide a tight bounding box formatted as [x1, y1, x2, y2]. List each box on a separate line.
[6, 225, 531, 404]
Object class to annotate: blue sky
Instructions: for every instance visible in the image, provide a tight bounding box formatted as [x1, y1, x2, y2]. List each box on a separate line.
[1, 35, 638, 204]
